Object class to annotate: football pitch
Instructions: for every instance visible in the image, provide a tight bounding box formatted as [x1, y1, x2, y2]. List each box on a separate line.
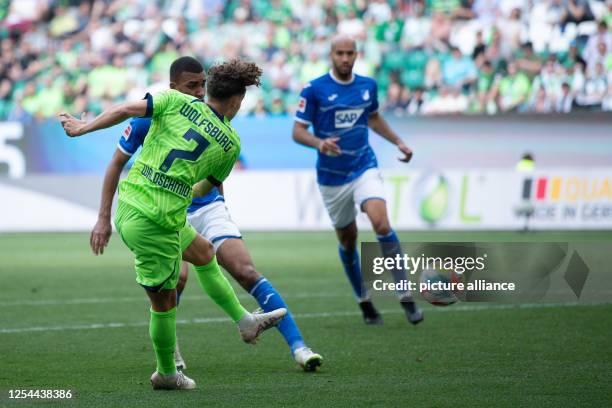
[1, 231, 611, 407]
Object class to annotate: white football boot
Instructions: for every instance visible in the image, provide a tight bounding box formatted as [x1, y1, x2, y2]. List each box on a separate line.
[238, 308, 287, 344]
[293, 347, 323, 372]
[150, 371, 196, 390]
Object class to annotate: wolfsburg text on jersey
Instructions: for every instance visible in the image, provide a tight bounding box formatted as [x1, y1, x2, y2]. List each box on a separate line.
[141, 163, 191, 198]
[179, 103, 234, 152]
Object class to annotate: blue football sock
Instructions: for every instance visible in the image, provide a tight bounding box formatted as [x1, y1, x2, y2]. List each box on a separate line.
[338, 245, 368, 301]
[377, 230, 412, 300]
[249, 277, 305, 355]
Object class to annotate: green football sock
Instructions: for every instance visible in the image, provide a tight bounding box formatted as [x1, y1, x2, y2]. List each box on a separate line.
[194, 256, 248, 323]
[149, 307, 177, 375]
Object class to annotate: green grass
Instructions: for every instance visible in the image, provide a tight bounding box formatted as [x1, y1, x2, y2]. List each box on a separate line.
[0, 231, 611, 407]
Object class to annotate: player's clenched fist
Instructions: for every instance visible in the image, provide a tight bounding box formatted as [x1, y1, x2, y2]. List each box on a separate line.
[318, 137, 341, 156]
[58, 112, 87, 137]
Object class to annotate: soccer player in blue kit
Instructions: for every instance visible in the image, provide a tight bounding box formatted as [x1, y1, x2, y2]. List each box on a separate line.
[91, 56, 322, 371]
[292, 35, 423, 325]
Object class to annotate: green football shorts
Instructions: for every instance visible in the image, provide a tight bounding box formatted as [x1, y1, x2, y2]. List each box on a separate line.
[115, 201, 185, 292]
[179, 221, 198, 253]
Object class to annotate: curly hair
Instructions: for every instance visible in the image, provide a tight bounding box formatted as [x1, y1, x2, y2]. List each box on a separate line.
[207, 59, 262, 100]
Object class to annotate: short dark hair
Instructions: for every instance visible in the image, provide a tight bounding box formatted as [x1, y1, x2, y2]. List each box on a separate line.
[207, 59, 262, 100]
[169, 56, 204, 82]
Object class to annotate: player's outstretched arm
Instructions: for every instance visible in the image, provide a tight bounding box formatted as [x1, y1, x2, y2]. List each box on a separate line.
[58, 100, 148, 137]
[90, 149, 131, 256]
[367, 112, 413, 163]
[292, 122, 341, 156]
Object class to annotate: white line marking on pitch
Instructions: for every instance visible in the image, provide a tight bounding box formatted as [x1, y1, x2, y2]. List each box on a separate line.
[1, 301, 610, 334]
[2, 290, 611, 308]
[0, 291, 345, 307]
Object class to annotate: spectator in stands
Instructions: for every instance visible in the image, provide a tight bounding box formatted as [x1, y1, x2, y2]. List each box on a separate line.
[268, 51, 295, 92]
[555, 82, 574, 113]
[515, 42, 543, 78]
[471, 0, 499, 27]
[429, 12, 453, 45]
[400, 0, 430, 49]
[532, 58, 566, 104]
[268, 92, 288, 117]
[337, 8, 366, 39]
[422, 85, 468, 114]
[576, 62, 608, 109]
[528, 86, 554, 113]
[569, 61, 586, 95]
[300, 51, 328, 86]
[496, 61, 531, 112]
[585, 42, 609, 75]
[560, 0, 595, 30]
[406, 87, 426, 115]
[472, 30, 487, 61]
[475, 60, 497, 113]
[250, 99, 269, 118]
[425, 57, 444, 89]
[561, 42, 587, 69]
[485, 27, 512, 71]
[583, 21, 611, 64]
[0, 0, 608, 120]
[442, 47, 477, 90]
[497, 8, 526, 52]
[383, 82, 405, 115]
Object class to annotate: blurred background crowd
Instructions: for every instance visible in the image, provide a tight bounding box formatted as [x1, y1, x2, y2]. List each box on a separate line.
[0, 0, 611, 122]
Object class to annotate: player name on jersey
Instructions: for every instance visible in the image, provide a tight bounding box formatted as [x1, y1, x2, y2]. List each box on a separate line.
[179, 102, 234, 152]
[141, 163, 191, 198]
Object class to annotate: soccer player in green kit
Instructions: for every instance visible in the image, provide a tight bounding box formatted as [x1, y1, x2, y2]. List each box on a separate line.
[58, 59, 286, 390]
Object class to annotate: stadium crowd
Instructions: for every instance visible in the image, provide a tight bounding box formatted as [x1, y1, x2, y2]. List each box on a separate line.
[0, 0, 611, 122]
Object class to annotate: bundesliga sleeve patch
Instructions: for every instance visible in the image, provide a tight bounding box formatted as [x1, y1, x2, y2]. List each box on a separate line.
[298, 97, 307, 113]
[123, 124, 132, 140]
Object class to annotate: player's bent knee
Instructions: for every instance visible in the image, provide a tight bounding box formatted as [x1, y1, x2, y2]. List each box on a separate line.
[186, 237, 214, 266]
[192, 251, 213, 266]
[233, 263, 261, 290]
[371, 219, 391, 236]
[375, 224, 391, 236]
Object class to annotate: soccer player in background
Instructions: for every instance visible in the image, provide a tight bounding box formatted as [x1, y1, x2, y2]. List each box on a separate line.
[91, 56, 322, 372]
[292, 35, 423, 325]
[59, 59, 287, 390]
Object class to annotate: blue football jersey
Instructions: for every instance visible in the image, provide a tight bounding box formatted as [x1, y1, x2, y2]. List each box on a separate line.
[118, 117, 223, 213]
[294, 72, 379, 186]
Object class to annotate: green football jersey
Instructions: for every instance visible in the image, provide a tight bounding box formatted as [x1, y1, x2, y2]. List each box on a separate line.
[118, 89, 240, 231]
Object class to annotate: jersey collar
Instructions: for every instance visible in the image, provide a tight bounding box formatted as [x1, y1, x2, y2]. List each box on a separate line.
[329, 69, 355, 85]
[206, 103, 225, 122]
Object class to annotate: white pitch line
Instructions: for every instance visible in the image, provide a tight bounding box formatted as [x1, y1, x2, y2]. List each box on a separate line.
[3, 289, 611, 308]
[0, 291, 346, 307]
[1, 300, 610, 335]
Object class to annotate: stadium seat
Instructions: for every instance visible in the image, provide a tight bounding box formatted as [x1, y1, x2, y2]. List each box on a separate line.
[376, 69, 393, 91]
[400, 69, 425, 90]
[382, 52, 406, 72]
[404, 49, 428, 71]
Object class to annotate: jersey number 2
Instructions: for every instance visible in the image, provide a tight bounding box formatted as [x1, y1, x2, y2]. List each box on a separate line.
[159, 128, 210, 172]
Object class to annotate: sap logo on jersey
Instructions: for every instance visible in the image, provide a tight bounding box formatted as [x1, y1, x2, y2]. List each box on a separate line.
[334, 109, 364, 128]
